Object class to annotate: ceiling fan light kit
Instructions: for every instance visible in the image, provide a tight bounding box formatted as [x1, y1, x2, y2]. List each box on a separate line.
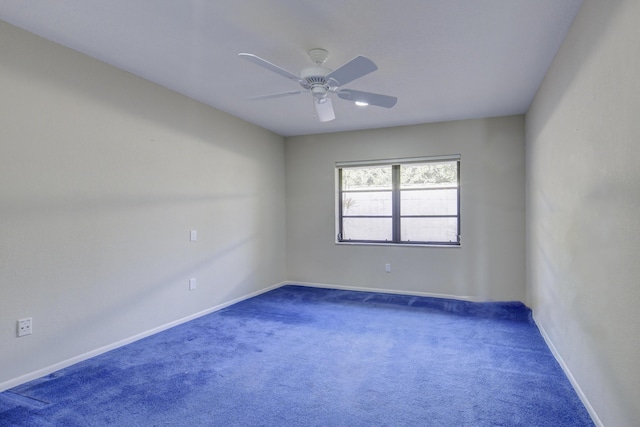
[239, 48, 397, 122]
[314, 97, 335, 122]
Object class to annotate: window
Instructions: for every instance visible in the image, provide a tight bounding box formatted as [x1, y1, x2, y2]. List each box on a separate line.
[337, 156, 460, 245]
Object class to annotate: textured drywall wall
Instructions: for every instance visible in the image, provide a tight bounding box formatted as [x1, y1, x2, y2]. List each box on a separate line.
[0, 21, 286, 386]
[286, 116, 525, 302]
[526, 0, 640, 425]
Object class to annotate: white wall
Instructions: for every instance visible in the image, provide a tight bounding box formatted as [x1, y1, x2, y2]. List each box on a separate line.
[0, 22, 286, 387]
[526, 0, 640, 425]
[286, 116, 525, 302]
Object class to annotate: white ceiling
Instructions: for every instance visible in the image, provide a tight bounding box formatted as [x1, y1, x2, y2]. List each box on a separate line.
[0, 1, 583, 137]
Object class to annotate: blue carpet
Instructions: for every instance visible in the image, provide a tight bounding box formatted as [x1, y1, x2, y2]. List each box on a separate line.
[0, 285, 593, 426]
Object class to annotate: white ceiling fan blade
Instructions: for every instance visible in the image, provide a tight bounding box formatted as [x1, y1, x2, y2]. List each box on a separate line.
[337, 89, 398, 108]
[326, 56, 377, 86]
[239, 53, 302, 83]
[248, 90, 307, 101]
[314, 97, 335, 122]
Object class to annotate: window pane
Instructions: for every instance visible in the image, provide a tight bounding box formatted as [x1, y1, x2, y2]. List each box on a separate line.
[342, 166, 392, 190]
[342, 218, 392, 241]
[401, 162, 457, 188]
[342, 191, 392, 216]
[401, 189, 458, 216]
[401, 218, 458, 243]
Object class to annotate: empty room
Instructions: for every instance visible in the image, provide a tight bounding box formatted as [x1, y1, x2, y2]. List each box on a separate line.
[1, 1, 638, 426]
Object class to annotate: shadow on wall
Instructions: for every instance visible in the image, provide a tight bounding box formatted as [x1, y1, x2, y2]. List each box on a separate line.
[0, 20, 279, 159]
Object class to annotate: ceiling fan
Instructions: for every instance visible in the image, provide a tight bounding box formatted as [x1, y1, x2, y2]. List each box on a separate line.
[238, 48, 397, 122]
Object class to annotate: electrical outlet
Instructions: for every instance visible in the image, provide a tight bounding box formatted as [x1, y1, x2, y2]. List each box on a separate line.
[385, 263, 391, 273]
[17, 318, 32, 337]
[189, 278, 197, 291]
[190, 230, 197, 242]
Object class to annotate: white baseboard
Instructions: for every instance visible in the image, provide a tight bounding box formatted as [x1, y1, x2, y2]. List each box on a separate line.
[285, 280, 482, 302]
[0, 282, 287, 393]
[533, 313, 603, 427]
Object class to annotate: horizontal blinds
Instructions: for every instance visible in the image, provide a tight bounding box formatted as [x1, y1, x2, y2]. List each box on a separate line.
[336, 154, 460, 168]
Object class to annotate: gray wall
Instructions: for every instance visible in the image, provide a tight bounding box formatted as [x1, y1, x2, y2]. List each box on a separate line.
[0, 22, 287, 387]
[526, 0, 640, 425]
[286, 116, 526, 302]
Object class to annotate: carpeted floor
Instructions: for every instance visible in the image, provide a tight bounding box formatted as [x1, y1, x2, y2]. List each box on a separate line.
[0, 285, 593, 426]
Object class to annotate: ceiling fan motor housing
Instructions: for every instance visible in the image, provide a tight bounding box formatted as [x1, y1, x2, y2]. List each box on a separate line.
[301, 66, 332, 98]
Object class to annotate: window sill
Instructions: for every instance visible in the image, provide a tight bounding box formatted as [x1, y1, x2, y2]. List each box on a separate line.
[335, 241, 461, 248]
